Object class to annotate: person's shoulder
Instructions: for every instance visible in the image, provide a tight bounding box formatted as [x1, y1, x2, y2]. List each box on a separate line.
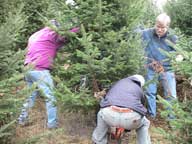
[167, 30, 178, 44]
[143, 28, 154, 34]
[113, 77, 131, 86]
[33, 27, 54, 35]
[122, 77, 137, 85]
[43, 27, 59, 37]
[141, 28, 154, 40]
[43, 27, 56, 32]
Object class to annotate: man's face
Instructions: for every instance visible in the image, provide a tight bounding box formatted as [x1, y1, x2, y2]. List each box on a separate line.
[155, 21, 169, 37]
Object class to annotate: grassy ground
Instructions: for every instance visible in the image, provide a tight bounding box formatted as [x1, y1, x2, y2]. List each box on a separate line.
[12, 98, 173, 144]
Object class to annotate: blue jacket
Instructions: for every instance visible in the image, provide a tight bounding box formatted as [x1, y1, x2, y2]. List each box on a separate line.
[142, 28, 177, 71]
[100, 76, 147, 116]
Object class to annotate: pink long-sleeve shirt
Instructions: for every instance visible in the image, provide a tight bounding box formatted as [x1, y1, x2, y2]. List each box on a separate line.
[24, 27, 79, 70]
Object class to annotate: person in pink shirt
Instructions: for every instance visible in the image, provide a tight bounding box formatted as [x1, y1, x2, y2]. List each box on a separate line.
[18, 20, 79, 128]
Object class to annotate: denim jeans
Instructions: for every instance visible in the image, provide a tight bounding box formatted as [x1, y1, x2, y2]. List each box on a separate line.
[145, 69, 177, 117]
[92, 107, 151, 144]
[18, 70, 57, 128]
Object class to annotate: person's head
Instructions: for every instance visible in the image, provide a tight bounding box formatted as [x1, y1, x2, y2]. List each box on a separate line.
[130, 74, 145, 87]
[49, 19, 79, 32]
[49, 19, 60, 28]
[155, 13, 171, 37]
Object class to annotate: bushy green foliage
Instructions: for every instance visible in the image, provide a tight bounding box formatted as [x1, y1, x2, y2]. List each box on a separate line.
[0, 72, 28, 143]
[157, 30, 192, 143]
[17, 0, 50, 48]
[0, 4, 26, 78]
[165, 0, 192, 36]
[0, 2, 28, 141]
[0, 0, 191, 143]
[43, 0, 155, 111]
[168, 32, 192, 78]
[0, 0, 22, 23]
[157, 96, 192, 143]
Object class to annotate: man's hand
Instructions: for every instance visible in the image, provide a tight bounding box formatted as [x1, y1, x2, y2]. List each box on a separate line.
[63, 64, 70, 70]
[175, 54, 184, 62]
[94, 89, 107, 99]
[149, 61, 164, 73]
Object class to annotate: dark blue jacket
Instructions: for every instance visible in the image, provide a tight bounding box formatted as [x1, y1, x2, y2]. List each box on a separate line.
[142, 28, 177, 71]
[100, 76, 147, 115]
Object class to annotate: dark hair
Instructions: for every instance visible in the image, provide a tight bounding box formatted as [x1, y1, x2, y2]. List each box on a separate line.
[132, 80, 141, 87]
[50, 19, 60, 28]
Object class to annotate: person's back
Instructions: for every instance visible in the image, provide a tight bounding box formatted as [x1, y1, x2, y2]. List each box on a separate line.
[18, 20, 79, 129]
[100, 76, 147, 115]
[25, 27, 65, 70]
[141, 13, 178, 118]
[141, 27, 177, 71]
[92, 75, 151, 144]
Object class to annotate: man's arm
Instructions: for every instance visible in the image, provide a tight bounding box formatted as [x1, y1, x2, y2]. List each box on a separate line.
[141, 93, 147, 106]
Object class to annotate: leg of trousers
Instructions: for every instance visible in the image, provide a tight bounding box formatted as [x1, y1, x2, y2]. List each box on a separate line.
[136, 116, 151, 144]
[145, 69, 158, 117]
[92, 107, 151, 144]
[22, 70, 57, 128]
[92, 110, 109, 144]
[160, 71, 177, 119]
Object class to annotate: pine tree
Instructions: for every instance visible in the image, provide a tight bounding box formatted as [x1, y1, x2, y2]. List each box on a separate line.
[0, 2, 28, 141]
[0, 4, 26, 78]
[40, 0, 155, 111]
[165, 0, 192, 36]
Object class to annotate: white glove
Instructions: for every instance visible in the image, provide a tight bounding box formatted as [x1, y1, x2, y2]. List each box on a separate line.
[65, 0, 76, 6]
[175, 54, 184, 62]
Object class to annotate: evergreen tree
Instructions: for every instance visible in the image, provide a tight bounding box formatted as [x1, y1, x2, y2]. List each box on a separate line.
[0, 4, 25, 77]
[41, 0, 155, 111]
[0, 2, 28, 141]
[155, 27, 192, 144]
[165, 0, 192, 36]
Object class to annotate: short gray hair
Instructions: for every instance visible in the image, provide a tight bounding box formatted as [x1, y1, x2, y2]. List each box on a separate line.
[156, 13, 171, 26]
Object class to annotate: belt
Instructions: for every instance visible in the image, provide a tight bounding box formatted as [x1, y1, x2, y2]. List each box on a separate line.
[110, 106, 133, 113]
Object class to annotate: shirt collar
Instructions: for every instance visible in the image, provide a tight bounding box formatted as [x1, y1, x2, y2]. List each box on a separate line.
[153, 28, 168, 39]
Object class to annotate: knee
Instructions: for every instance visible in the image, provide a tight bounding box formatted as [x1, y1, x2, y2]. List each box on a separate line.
[143, 117, 151, 127]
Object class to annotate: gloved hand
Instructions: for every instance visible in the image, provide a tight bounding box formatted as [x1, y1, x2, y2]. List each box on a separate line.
[149, 61, 164, 73]
[94, 89, 107, 99]
[175, 54, 184, 62]
[65, 0, 76, 6]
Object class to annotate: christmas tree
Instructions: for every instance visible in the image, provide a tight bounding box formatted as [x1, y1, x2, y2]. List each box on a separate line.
[41, 0, 155, 111]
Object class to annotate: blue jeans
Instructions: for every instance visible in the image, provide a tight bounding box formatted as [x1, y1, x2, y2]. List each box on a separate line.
[19, 70, 57, 128]
[92, 107, 151, 144]
[145, 69, 177, 117]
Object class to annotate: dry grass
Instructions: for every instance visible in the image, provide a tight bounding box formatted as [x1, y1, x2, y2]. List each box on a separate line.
[12, 97, 174, 144]
[13, 98, 94, 144]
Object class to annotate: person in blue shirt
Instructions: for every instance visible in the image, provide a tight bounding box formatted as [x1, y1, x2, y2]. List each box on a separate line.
[140, 13, 178, 119]
[92, 75, 151, 144]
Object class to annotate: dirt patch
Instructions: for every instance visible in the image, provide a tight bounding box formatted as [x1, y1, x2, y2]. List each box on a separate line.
[12, 97, 173, 144]
[10, 76, 190, 144]
[13, 98, 94, 144]
[177, 79, 192, 101]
